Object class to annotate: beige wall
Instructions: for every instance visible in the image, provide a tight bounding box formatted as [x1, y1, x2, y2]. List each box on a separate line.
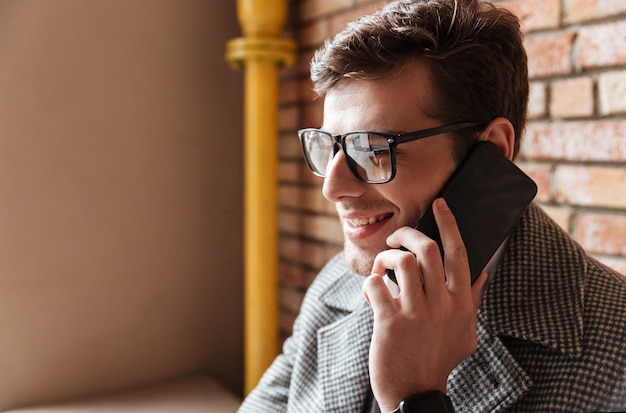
[0, 0, 243, 409]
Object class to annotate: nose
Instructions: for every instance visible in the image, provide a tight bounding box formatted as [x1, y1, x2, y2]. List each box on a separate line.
[322, 149, 367, 202]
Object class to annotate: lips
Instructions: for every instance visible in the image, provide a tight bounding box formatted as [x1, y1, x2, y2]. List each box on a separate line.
[341, 212, 393, 241]
[346, 214, 390, 228]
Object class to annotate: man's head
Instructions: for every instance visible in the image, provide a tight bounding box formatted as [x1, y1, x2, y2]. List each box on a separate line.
[311, 0, 528, 158]
[304, 0, 529, 275]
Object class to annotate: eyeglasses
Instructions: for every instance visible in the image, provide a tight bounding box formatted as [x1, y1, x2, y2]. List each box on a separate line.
[297, 122, 481, 184]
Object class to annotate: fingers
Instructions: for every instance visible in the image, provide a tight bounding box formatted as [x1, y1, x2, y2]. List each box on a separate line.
[384, 229, 446, 295]
[371, 249, 425, 309]
[364, 201, 483, 412]
[362, 273, 398, 318]
[432, 198, 471, 294]
[367, 197, 476, 309]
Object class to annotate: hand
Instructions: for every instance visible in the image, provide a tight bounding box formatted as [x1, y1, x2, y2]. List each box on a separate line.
[362, 198, 488, 413]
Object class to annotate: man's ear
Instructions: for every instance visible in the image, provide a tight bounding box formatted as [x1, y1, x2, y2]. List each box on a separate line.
[478, 117, 515, 160]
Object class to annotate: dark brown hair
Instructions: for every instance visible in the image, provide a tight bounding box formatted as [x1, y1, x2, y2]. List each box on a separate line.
[310, 0, 528, 158]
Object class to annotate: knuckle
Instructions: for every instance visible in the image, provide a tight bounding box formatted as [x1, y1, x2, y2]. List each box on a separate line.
[451, 245, 469, 260]
[363, 274, 378, 289]
[398, 250, 416, 265]
[422, 238, 442, 257]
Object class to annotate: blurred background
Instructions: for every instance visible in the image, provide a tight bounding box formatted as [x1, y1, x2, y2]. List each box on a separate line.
[0, 0, 624, 410]
[0, 0, 243, 410]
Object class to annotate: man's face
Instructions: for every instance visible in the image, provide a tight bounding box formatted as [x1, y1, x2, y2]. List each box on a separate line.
[321, 61, 460, 276]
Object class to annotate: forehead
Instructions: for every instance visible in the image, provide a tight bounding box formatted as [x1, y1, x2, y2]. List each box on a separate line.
[322, 61, 438, 134]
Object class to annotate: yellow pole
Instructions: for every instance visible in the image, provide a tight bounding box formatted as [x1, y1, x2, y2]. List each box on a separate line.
[226, 0, 295, 394]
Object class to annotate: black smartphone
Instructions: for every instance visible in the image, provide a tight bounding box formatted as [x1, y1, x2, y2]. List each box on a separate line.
[387, 141, 537, 285]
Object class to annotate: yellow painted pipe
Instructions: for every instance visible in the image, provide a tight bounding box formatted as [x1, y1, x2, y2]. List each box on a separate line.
[226, 0, 295, 394]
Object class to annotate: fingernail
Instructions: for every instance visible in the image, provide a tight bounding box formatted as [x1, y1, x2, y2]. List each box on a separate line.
[436, 197, 449, 210]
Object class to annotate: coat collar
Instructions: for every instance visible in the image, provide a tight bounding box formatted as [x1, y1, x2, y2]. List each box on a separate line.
[318, 264, 366, 313]
[451, 204, 587, 411]
[480, 203, 586, 358]
[318, 301, 373, 413]
[313, 204, 587, 411]
[448, 314, 533, 412]
[315, 262, 373, 412]
[316, 204, 587, 357]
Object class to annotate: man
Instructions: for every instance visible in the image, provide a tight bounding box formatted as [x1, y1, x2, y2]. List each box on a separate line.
[239, 0, 626, 411]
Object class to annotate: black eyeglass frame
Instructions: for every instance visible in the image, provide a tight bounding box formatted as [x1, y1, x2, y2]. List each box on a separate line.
[297, 121, 481, 184]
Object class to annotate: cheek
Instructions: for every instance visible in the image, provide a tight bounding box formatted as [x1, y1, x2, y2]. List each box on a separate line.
[389, 163, 457, 225]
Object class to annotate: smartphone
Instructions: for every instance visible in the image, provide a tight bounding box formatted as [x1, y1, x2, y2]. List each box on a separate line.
[386, 141, 537, 285]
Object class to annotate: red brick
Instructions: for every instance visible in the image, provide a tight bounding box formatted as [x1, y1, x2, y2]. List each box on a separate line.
[356, 0, 388, 6]
[554, 165, 626, 208]
[528, 81, 547, 119]
[278, 160, 302, 183]
[575, 213, 626, 255]
[279, 311, 297, 336]
[498, 0, 560, 32]
[278, 105, 299, 131]
[594, 256, 626, 276]
[300, 78, 319, 103]
[522, 120, 626, 162]
[301, 240, 330, 269]
[550, 77, 594, 118]
[279, 62, 298, 79]
[517, 162, 552, 202]
[302, 214, 343, 243]
[538, 204, 572, 232]
[296, 49, 316, 77]
[279, 184, 300, 209]
[324, 243, 343, 262]
[278, 209, 301, 235]
[302, 266, 321, 288]
[301, 162, 326, 185]
[565, 0, 626, 23]
[279, 78, 301, 105]
[525, 32, 575, 78]
[329, 3, 384, 36]
[280, 286, 305, 313]
[280, 234, 303, 263]
[279, 262, 304, 287]
[297, 19, 329, 48]
[301, 101, 324, 128]
[598, 70, 626, 116]
[302, 186, 332, 214]
[323, 192, 338, 215]
[577, 21, 626, 69]
[298, 0, 354, 22]
[279, 131, 302, 159]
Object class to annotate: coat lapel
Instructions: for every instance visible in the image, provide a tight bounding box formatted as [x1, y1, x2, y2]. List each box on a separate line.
[448, 313, 532, 412]
[482, 204, 585, 358]
[449, 204, 587, 411]
[316, 268, 374, 413]
[310, 204, 586, 412]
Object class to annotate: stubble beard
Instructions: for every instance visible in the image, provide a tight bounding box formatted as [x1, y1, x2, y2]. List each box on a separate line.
[343, 238, 382, 276]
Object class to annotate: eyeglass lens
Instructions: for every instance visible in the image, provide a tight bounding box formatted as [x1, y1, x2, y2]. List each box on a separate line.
[301, 130, 393, 183]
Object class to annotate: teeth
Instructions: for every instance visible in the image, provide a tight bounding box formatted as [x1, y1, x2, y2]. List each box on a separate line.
[348, 216, 384, 227]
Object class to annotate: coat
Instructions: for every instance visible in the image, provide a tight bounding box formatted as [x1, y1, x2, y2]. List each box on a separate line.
[238, 204, 626, 412]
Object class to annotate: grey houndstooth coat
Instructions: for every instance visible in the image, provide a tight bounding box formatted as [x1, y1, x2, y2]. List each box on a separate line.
[239, 204, 626, 412]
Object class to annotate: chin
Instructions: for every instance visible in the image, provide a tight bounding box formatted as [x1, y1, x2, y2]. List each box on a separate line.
[343, 240, 379, 276]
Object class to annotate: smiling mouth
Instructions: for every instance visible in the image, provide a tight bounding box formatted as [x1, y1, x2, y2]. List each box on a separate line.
[346, 214, 391, 228]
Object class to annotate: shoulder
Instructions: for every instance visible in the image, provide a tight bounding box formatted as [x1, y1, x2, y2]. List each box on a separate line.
[495, 204, 626, 408]
[583, 257, 626, 333]
[290, 252, 366, 333]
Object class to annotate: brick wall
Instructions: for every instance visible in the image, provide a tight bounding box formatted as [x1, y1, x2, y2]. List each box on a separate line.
[278, 0, 626, 339]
